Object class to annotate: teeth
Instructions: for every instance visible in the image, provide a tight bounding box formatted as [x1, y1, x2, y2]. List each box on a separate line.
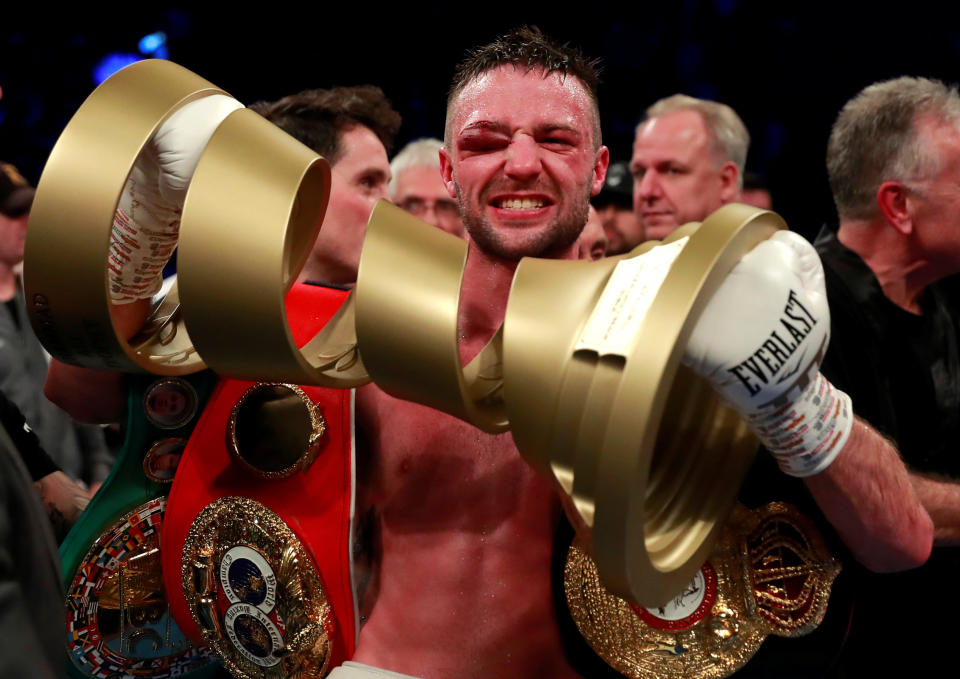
[498, 198, 545, 209]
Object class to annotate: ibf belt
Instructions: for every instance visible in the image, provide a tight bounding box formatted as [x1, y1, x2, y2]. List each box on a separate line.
[60, 370, 219, 679]
[564, 502, 840, 679]
[161, 282, 356, 678]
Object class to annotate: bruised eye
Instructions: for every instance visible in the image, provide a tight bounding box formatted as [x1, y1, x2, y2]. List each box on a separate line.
[459, 134, 509, 152]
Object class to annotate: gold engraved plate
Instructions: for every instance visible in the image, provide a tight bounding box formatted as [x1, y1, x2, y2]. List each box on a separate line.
[226, 383, 327, 479]
[182, 497, 333, 679]
[564, 502, 840, 679]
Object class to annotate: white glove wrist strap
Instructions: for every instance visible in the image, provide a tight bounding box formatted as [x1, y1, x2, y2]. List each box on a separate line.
[746, 372, 853, 477]
[108, 206, 176, 303]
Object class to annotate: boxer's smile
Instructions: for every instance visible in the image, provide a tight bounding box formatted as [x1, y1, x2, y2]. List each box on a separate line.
[440, 66, 608, 260]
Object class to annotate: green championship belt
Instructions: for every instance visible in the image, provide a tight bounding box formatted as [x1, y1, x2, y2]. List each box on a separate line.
[59, 370, 220, 678]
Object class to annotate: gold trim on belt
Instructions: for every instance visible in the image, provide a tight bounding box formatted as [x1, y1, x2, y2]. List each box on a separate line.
[564, 502, 841, 679]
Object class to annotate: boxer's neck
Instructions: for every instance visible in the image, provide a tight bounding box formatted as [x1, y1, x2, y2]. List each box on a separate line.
[457, 241, 578, 363]
[457, 244, 516, 364]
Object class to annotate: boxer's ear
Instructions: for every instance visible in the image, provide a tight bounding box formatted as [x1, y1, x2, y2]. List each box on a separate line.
[591, 145, 610, 197]
[439, 145, 457, 200]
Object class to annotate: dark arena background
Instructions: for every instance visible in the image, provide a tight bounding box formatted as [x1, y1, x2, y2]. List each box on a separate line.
[2, 2, 959, 242]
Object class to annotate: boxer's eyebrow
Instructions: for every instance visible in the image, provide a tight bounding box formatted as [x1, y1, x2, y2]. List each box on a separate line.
[461, 121, 509, 135]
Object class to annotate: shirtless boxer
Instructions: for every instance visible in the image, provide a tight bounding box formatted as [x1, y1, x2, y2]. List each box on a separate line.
[349, 27, 931, 679]
[42, 28, 930, 679]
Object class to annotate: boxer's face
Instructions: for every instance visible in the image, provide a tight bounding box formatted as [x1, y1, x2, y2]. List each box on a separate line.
[441, 66, 608, 261]
[311, 125, 390, 284]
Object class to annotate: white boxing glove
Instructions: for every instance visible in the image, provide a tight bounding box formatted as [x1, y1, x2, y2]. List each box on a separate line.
[108, 94, 244, 303]
[684, 230, 853, 477]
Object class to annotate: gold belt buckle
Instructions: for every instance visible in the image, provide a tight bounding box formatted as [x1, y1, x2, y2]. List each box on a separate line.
[564, 502, 841, 679]
[182, 497, 335, 679]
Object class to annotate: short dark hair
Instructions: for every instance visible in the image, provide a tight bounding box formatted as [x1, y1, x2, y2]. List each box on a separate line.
[250, 85, 402, 164]
[446, 26, 602, 147]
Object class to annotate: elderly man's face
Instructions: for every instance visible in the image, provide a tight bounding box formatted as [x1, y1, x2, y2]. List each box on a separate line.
[909, 118, 960, 275]
[631, 109, 738, 240]
[394, 165, 465, 239]
[441, 66, 608, 261]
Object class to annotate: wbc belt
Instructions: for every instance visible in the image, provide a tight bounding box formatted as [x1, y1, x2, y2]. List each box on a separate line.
[60, 369, 219, 679]
[161, 282, 357, 679]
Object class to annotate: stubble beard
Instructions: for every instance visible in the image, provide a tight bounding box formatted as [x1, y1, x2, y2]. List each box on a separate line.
[455, 180, 592, 261]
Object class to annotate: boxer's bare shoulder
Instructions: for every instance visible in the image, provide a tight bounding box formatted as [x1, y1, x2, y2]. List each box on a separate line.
[351, 383, 582, 679]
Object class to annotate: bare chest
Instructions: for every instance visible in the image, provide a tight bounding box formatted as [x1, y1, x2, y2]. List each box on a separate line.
[357, 385, 557, 531]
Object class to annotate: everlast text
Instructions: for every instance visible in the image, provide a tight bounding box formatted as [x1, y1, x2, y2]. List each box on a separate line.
[727, 290, 817, 397]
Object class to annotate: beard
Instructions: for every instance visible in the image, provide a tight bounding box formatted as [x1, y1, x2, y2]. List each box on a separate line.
[455, 180, 592, 261]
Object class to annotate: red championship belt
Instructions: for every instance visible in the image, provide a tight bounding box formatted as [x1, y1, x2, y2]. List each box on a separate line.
[161, 282, 356, 678]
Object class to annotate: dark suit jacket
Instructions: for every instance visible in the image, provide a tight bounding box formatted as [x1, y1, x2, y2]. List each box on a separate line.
[0, 422, 64, 677]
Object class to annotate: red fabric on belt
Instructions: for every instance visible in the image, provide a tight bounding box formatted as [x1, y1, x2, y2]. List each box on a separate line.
[161, 283, 356, 666]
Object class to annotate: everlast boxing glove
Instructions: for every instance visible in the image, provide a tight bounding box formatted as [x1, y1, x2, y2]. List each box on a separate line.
[685, 230, 853, 477]
[108, 94, 243, 303]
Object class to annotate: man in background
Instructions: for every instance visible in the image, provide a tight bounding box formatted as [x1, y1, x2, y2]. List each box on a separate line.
[593, 160, 642, 253]
[0, 162, 111, 486]
[252, 86, 402, 285]
[818, 76, 960, 673]
[389, 138, 465, 238]
[631, 94, 748, 240]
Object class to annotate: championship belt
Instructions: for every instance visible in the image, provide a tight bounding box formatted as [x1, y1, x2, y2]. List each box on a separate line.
[59, 369, 220, 678]
[161, 282, 357, 679]
[563, 502, 841, 679]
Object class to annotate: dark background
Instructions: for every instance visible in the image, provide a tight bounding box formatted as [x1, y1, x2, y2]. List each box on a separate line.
[2, 3, 959, 242]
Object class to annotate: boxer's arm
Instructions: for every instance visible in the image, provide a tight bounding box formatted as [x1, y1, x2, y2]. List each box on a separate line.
[44, 361, 126, 424]
[804, 419, 932, 571]
[909, 471, 960, 546]
[686, 231, 932, 572]
[47, 96, 241, 422]
[43, 298, 149, 424]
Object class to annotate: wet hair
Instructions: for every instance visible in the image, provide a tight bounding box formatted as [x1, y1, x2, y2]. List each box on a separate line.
[389, 138, 444, 197]
[827, 76, 960, 220]
[445, 26, 602, 148]
[639, 94, 750, 190]
[250, 85, 401, 164]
